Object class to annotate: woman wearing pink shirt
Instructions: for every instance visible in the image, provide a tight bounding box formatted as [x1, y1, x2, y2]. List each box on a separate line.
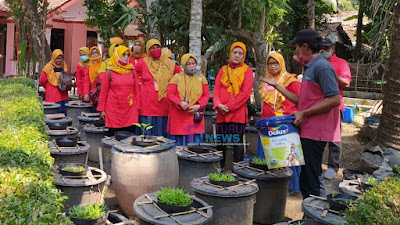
[76, 47, 90, 99]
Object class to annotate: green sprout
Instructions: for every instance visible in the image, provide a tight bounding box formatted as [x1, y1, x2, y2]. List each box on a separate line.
[208, 171, 236, 182]
[331, 193, 338, 198]
[64, 165, 85, 173]
[252, 157, 267, 165]
[68, 204, 106, 220]
[133, 123, 153, 140]
[157, 187, 192, 207]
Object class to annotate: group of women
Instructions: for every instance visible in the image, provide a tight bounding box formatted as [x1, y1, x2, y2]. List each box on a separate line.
[40, 39, 301, 193]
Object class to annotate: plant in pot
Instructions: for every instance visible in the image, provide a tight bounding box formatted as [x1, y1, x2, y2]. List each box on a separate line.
[156, 187, 193, 213]
[132, 123, 157, 147]
[249, 157, 269, 171]
[59, 163, 87, 177]
[67, 204, 109, 225]
[208, 171, 239, 187]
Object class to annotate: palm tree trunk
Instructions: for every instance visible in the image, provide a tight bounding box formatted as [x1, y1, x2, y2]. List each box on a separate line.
[308, 0, 315, 29]
[375, 2, 400, 151]
[189, 0, 202, 69]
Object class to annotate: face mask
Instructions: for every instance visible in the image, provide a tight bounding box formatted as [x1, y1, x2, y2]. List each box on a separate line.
[321, 50, 332, 59]
[296, 51, 310, 67]
[118, 59, 128, 66]
[150, 49, 162, 59]
[80, 56, 89, 61]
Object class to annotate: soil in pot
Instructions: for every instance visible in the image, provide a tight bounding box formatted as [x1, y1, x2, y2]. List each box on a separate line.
[156, 187, 193, 213]
[66, 204, 109, 225]
[59, 163, 88, 177]
[187, 145, 210, 154]
[131, 136, 158, 147]
[249, 157, 269, 171]
[48, 122, 69, 130]
[326, 193, 358, 212]
[114, 131, 134, 141]
[208, 172, 239, 187]
[56, 137, 77, 147]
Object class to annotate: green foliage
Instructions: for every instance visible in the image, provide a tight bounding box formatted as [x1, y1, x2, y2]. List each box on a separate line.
[68, 204, 106, 220]
[133, 123, 153, 139]
[64, 165, 85, 173]
[344, 176, 400, 224]
[0, 79, 72, 224]
[208, 171, 236, 182]
[252, 157, 267, 165]
[157, 188, 192, 207]
[83, 0, 136, 46]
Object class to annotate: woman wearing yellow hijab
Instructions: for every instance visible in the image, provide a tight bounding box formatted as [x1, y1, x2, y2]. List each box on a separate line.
[83, 46, 102, 105]
[96, 45, 138, 136]
[166, 53, 209, 146]
[76, 47, 90, 98]
[39, 49, 69, 114]
[129, 39, 146, 65]
[213, 42, 254, 169]
[258, 51, 301, 194]
[134, 39, 182, 137]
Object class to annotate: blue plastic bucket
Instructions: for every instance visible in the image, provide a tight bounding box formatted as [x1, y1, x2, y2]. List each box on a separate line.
[255, 115, 305, 169]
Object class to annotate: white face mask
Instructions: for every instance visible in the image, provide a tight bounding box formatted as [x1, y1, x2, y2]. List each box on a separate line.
[321, 50, 332, 59]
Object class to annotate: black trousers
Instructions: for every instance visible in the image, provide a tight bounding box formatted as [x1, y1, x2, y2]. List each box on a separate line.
[215, 122, 245, 169]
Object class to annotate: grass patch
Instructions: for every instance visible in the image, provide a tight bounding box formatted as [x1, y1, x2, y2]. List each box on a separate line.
[208, 171, 236, 182]
[157, 188, 192, 207]
[64, 165, 85, 173]
[252, 157, 267, 165]
[68, 204, 106, 220]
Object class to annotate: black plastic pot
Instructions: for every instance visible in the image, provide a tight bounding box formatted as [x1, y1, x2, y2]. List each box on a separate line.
[209, 178, 239, 187]
[115, 131, 134, 141]
[326, 193, 358, 212]
[131, 136, 158, 147]
[107, 213, 131, 224]
[157, 200, 193, 214]
[59, 163, 88, 177]
[66, 206, 109, 225]
[188, 145, 210, 154]
[289, 219, 327, 225]
[93, 120, 105, 127]
[249, 159, 269, 171]
[48, 122, 69, 130]
[56, 137, 77, 147]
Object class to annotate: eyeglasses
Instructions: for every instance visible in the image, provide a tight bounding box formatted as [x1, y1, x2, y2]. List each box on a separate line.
[267, 62, 279, 67]
[186, 62, 197, 66]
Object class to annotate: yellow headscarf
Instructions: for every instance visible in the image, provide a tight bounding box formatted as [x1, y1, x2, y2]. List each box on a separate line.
[220, 42, 248, 96]
[98, 44, 118, 73]
[78, 47, 90, 68]
[132, 40, 146, 59]
[110, 37, 124, 45]
[109, 45, 134, 74]
[161, 48, 173, 59]
[42, 49, 68, 87]
[169, 53, 207, 106]
[144, 39, 176, 100]
[89, 46, 102, 84]
[259, 52, 299, 111]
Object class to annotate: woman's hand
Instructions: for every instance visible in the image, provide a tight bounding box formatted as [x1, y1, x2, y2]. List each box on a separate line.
[188, 104, 200, 115]
[84, 94, 90, 102]
[100, 111, 106, 120]
[217, 104, 229, 115]
[179, 101, 189, 110]
[260, 77, 278, 87]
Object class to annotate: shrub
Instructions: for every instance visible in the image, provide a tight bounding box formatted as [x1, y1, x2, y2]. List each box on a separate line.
[344, 176, 400, 225]
[157, 188, 192, 207]
[68, 204, 106, 220]
[0, 78, 72, 224]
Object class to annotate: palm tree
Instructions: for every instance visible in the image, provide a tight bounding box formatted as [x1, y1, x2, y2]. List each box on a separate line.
[189, 0, 202, 69]
[375, 2, 400, 151]
[308, 0, 315, 29]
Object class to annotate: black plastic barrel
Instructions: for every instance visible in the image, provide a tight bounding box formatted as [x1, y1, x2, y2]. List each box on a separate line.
[66, 102, 92, 128]
[302, 197, 347, 225]
[176, 146, 221, 194]
[50, 141, 90, 165]
[46, 127, 79, 141]
[43, 102, 60, 114]
[191, 176, 259, 225]
[233, 161, 292, 224]
[81, 124, 108, 163]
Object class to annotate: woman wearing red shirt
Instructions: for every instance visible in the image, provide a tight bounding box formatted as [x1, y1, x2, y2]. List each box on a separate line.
[166, 53, 209, 146]
[213, 42, 254, 169]
[39, 49, 69, 115]
[258, 52, 301, 194]
[129, 39, 146, 66]
[76, 47, 89, 99]
[97, 46, 138, 136]
[134, 39, 182, 137]
[83, 47, 102, 108]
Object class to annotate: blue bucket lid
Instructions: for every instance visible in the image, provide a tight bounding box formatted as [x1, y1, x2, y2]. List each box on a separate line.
[255, 115, 295, 129]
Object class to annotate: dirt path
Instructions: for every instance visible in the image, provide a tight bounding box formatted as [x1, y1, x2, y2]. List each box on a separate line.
[284, 122, 364, 221]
